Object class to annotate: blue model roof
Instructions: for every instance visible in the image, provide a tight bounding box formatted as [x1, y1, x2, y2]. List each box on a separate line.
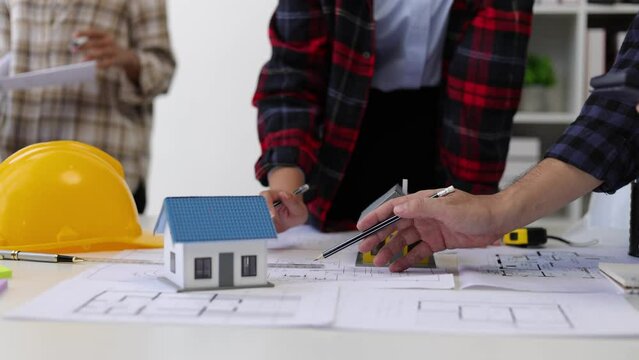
[154, 196, 277, 242]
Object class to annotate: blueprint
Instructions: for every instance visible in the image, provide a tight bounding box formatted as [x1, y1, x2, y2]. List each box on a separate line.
[79, 249, 454, 290]
[457, 247, 639, 293]
[267, 249, 454, 289]
[335, 288, 639, 336]
[7, 261, 337, 327]
[7, 248, 639, 336]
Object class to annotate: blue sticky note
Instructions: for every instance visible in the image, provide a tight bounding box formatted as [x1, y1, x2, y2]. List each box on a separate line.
[0, 279, 7, 294]
[0, 265, 12, 279]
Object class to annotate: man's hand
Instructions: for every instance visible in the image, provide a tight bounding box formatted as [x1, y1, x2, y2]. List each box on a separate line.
[357, 189, 506, 272]
[261, 189, 308, 233]
[73, 29, 141, 82]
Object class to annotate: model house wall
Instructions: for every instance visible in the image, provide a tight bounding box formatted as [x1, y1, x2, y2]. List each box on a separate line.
[177, 240, 267, 290]
[163, 226, 185, 289]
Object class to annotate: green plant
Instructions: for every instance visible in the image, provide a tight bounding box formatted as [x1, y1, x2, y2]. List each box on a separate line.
[524, 54, 556, 87]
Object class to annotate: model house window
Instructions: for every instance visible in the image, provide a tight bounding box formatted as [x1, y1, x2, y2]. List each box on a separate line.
[170, 252, 176, 274]
[194, 257, 212, 279]
[241, 255, 257, 277]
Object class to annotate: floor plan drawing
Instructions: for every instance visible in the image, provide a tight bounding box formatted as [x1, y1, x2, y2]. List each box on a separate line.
[267, 249, 455, 289]
[415, 300, 573, 330]
[7, 261, 339, 327]
[456, 247, 638, 292]
[80, 249, 454, 289]
[75, 290, 301, 320]
[485, 252, 601, 279]
[334, 288, 639, 335]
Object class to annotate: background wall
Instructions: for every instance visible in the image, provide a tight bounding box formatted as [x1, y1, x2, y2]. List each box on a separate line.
[148, 0, 278, 215]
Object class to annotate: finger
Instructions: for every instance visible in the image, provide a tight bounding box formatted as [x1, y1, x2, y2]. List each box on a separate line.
[75, 28, 108, 40]
[636, 104, 639, 113]
[411, 218, 448, 253]
[271, 215, 284, 233]
[84, 47, 116, 61]
[274, 191, 308, 231]
[277, 191, 308, 226]
[357, 191, 435, 231]
[80, 38, 113, 51]
[259, 190, 278, 218]
[373, 226, 421, 266]
[358, 200, 422, 253]
[96, 58, 115, 69]
[389, 241, 435, 273]
[393, 193, 447, 220]
[372, 238, 405, 267]
[358, 224, 395, 252]
[356, 201, 397, 231]
[278, 191, 305, 215]
[358, 217, 416, 256]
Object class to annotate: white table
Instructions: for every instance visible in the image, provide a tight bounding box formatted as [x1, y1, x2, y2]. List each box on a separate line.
[2, 225, 639, 360]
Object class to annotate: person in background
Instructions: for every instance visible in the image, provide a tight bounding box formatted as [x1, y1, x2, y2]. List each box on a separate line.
[357, 13, 639, 272]
[0, 0, 175, 213]
[254, 0, 534, 233]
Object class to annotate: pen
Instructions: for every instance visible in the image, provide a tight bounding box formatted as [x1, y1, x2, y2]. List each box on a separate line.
[69, 36, 88, 51]
[272, 184, 310, 208]
[314, 186, 456, 261]
[0, 250, 85, 264]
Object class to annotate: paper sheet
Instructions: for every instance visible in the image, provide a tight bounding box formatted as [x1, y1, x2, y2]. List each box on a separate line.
[7, 259, 338, 328]
[335, 288, 639, 336]
[0, 54, 10, 77]
[80, 249, 454, 290]
[0, 60, 96, 92]
[268, 225, 358, 250]
[268, 249, 455, 289]
[457, 247, 639, 293]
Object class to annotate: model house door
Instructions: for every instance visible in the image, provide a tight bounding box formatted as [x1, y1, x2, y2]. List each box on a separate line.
[219, 253, 234, 287]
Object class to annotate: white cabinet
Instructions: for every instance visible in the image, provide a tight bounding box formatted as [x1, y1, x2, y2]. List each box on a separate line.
[509, 1, 638, 225]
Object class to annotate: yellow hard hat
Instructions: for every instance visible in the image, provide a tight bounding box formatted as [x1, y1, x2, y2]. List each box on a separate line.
[0, 141, 161, 253]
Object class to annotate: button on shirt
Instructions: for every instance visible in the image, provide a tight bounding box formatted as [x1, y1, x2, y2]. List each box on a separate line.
[372, 0, 454, 92]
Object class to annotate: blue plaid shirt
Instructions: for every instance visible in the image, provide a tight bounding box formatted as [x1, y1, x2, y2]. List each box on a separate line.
[546, 14, 639, 193]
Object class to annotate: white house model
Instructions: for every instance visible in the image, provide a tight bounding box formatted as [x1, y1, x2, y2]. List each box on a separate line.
[154, 196, 276, 291]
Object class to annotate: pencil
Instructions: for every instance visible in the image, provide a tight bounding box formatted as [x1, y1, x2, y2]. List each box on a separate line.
[313, 186, 455, 261]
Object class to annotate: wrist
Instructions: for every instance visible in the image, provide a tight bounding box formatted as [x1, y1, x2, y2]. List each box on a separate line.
[491, 190, 521, 236]
[121, 49, 141, 83]
[267, 166, 305, 192]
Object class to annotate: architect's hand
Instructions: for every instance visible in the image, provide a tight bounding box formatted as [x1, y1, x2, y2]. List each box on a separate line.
[262, 166, 308, 232]
[357, 189, 506, 272]
[261, 189, 309, 233]
[73, 28, 141, 82]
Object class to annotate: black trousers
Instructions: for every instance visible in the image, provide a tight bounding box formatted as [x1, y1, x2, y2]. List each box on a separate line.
[133, 181, 146, 214]
[326, 87, 445, 230]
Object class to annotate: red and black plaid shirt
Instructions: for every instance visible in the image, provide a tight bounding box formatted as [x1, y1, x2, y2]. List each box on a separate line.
[254, 0, 533, 231]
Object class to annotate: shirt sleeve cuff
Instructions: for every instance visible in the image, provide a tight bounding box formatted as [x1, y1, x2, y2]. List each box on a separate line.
[118, 51, 171, 105]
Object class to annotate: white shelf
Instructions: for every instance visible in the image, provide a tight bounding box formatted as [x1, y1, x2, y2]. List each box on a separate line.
[514, 112, 577, 124]
[511, 1, 637, 221]
[587, 3, 639, 14]
[533, 5, 581, 14]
